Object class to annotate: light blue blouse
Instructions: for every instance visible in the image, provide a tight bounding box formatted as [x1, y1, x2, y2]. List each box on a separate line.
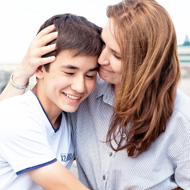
[70, 77, 190, 190]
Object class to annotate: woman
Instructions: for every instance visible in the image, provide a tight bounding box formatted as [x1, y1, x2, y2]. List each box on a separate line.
[71, 1, 190, 189]
[1, 0, 190, 189]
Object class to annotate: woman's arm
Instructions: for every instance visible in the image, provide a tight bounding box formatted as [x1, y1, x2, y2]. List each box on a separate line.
[28, 161, 89, 190]
[0, 24, 57, 101]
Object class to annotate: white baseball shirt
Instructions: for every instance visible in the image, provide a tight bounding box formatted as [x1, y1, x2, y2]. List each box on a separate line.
[0, 90, 74, 190]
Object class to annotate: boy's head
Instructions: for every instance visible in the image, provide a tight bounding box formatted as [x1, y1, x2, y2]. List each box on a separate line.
[34, 14, 103, 114]
[38, 13, 103, 71]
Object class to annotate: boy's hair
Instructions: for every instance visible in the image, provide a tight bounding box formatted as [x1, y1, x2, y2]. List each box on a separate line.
[37, 13, 103, 71]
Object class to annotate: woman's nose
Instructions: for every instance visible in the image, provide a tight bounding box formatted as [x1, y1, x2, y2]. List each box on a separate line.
[98, 47, 109, 66]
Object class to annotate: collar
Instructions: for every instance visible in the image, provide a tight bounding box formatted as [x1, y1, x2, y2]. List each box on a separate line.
[95, 75, 115, 106]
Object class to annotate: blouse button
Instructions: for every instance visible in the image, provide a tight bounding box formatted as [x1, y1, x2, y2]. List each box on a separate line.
[109, 152, 113, 157]
[102, 175, 106, 180]
[121, 133, 127, 138]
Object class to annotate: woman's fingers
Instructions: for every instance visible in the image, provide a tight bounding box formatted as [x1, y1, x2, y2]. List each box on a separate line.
[39, 31, 58, 47]
[36, 24, 58, 47]
[33, 56, 56, 66]
[14, 25, 58, 80]
[37, 24, 56, 38]
[36, 43, 57, 58]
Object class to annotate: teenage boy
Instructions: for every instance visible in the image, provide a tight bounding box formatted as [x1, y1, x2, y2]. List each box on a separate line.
[0, 13, 102, 190]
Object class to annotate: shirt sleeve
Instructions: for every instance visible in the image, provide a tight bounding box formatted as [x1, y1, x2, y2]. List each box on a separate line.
[0, 118, 56, 175]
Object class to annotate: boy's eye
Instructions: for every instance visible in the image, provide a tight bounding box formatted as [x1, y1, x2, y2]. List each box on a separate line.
[65, 72, 74, 75]
[86, 75, 95, 79]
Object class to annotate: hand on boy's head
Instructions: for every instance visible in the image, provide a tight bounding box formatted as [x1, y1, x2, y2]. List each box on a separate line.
[15, 25, 58, 82]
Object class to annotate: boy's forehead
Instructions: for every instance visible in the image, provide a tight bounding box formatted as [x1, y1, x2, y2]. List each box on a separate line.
[50, 50, 98, 71]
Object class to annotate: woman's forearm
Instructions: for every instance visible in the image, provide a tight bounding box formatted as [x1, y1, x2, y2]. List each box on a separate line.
[0, 24, 57, 101]
[0, 71, 29, 101]
[0, 82, 26, 101]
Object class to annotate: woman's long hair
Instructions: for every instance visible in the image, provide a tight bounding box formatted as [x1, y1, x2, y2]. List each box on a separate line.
[106, 0, 181, 157]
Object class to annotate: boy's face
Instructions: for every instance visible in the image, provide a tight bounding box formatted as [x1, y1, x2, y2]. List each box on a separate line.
[36, 50, 98, 114]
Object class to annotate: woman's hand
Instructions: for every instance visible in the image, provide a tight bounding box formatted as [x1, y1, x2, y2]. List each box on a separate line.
[0, 25, 58, 101]
[14, 24, 58, 85]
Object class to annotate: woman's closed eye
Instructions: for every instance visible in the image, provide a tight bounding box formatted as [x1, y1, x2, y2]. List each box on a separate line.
[112, 52, 121, 60]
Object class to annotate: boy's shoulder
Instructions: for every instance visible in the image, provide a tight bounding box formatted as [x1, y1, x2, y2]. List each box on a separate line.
[0, 90, 44, 132]
[0, 92, 47, 147]
[0, 91, 32, 119]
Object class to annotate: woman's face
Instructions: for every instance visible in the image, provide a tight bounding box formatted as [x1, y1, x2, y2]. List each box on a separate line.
[98, 18, 122, 88]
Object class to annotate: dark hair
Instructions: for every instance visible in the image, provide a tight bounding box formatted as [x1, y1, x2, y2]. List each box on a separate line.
[38, 13, 103, 71]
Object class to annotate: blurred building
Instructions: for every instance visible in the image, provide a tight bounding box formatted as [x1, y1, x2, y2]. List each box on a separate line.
[0, 64, 36, 93]
[0, 64, 17, 93]
[178, 35, 190, 77]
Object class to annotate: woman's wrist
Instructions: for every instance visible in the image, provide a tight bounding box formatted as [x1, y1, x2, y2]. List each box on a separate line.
[10, 71, 30, 90]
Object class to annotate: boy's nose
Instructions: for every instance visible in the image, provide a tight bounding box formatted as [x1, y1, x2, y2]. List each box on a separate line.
[71, 77, 86, 93]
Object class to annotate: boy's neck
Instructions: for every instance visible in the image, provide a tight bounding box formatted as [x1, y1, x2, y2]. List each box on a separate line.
[32, 85, 62, 130]
[51, 113, 62, 130]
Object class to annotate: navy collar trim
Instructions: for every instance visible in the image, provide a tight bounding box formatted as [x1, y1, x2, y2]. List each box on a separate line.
[30, 89, 61, 133]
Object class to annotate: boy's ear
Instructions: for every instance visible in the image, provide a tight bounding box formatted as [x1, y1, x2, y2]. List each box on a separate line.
[35, 66, 45, 79]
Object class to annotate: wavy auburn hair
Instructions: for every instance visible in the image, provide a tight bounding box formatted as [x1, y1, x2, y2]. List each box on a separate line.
[106, 0, 180, 157]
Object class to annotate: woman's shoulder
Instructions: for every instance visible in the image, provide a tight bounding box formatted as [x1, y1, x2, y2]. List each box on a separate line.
[167, 89, 190, 141]
[174, 89, 190, 121]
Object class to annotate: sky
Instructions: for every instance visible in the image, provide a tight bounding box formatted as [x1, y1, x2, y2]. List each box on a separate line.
[0, 0, 189, 64]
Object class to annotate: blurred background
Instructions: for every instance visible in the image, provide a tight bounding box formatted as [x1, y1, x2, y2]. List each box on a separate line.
[0, 0, 190, 94]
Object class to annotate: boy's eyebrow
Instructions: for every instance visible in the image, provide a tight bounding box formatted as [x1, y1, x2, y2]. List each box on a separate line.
[62, 65, 99, 71]
[62, 65, 78, 70]
[89, 66, 99, 71]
